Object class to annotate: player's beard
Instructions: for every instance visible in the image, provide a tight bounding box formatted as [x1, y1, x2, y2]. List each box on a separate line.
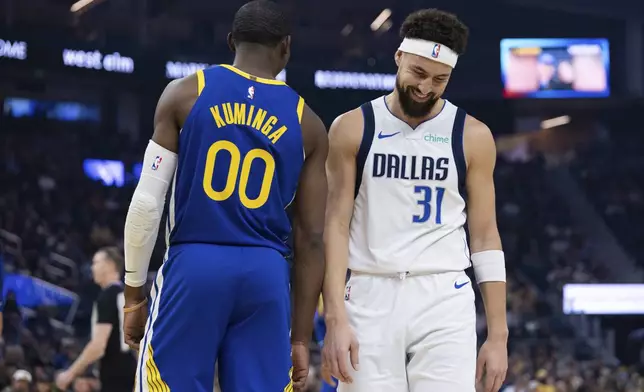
[395, 77, 439, 119]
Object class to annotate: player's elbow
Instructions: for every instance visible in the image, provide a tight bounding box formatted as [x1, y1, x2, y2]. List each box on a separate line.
[124, 191, 162, 247]
[293, 223, 324, 254]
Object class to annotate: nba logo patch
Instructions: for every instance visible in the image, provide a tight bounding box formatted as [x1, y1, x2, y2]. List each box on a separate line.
[344, 285, 351, 301]
[247, 86, 255, 99]
[151, 156, 162, 171]
[431, 44, 441, 58]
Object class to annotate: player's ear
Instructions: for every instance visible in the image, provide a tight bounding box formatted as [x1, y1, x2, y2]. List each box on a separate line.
[281, 36, 291, 57]
[394, 50, 402, 67]
[227, 33, 236, 53]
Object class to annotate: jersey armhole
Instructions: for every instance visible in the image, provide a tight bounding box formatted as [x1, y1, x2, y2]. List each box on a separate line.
[296, 96, 305, 124]
[196, 69, 205, 96]
[355, 102, 375, 198]
[451, 108, 467, 201]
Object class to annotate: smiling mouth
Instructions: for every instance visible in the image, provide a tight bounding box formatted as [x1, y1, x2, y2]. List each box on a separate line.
[411, 90, 431, 101]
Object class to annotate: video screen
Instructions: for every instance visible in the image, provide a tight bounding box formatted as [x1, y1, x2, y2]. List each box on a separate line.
[563, 284, 644, 315]
[3, 97, 101, 122]
[83, 159, 125, 187]
[500, 38, 610, 98]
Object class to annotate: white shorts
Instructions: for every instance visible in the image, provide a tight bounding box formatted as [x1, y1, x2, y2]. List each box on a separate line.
[338, 270, 476, 392]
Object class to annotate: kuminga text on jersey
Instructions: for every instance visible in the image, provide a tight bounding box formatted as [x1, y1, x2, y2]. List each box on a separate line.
[372, 153, 449, 181]
[209, 102, 288, 144]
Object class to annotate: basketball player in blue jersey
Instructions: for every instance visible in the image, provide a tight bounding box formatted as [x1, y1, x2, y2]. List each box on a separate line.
[322, 9, 508, 392]
[120, 1, 328, 391]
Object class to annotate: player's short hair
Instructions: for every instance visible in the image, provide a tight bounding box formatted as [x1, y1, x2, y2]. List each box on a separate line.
[98, 246, 124, 273]
[400, 9, 469, 55]
[232, 0, 292, 47]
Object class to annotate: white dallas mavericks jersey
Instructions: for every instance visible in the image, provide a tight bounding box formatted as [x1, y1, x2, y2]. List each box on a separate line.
[348, 96, 471, 274]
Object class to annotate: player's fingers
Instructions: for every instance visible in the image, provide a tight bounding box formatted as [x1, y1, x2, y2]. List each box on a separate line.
[491, 374, 504, 392]
[475, 355, 485, 382]
[321, 366, 334, 386]
[493, 370, 507, 392]
[484, 369, 496, 392]
[291, 366, 307, 391]
[125, 335, 140, 351]
[292, 376, 306, 392]
[328, 353, 343, 383]
[336, 349, 353, 383]
[349, 339, 360, 371]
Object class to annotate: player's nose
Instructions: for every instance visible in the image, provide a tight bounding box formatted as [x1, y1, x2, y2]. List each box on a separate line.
[417, 81, 433, 95]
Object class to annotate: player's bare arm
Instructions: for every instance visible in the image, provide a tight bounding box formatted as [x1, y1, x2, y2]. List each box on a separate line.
[321, 108, 363, 384]
[464, 115, 508, 392]
[122, 75, 197, 348]
[290, 103, 329, 390]
[292, 103, 328, 344]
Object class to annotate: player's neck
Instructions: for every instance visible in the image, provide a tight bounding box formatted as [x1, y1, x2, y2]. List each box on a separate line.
[386, 92, 445, 129]
[232, 50, 278, 81]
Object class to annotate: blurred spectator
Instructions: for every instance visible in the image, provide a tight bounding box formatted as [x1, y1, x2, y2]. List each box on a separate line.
[2, 369, 32, 392]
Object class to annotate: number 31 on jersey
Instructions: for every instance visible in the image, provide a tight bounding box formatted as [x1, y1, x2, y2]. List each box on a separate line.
[413, 185, 445, 224]
[202, 140, 275, 209]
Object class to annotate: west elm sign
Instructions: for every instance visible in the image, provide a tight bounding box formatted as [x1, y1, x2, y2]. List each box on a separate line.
[0, 38, 28, 60]
[165, 60, 287, 82]
[62, 49, 134, 74]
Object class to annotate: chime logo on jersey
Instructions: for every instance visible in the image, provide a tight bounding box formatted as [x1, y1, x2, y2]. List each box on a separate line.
[151, 156, 162, 171]
[423, 133, 450, 144]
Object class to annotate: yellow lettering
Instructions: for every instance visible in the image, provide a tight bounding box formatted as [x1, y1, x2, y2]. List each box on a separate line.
[233, 103, 246, 125]
[209, 103, 286, 145]
[246, 105, 255, 126]
[251, 109, 267, 130]
[268, 126, 288, 144]
[222, 103, 234, 124]
[260, 116, 278, 135]
[209, 106, 226, 128]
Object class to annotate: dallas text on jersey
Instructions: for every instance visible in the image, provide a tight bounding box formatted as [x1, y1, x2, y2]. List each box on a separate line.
[372, 153, 450, 181]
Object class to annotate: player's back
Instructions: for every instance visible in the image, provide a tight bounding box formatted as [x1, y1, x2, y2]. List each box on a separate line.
[167, 65, 304, 255]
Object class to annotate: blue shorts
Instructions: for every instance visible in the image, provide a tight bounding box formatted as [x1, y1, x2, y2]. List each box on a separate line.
[135, 244, 292, 392]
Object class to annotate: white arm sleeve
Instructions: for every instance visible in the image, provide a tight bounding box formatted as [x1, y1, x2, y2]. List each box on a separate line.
[124, 140, 177, 287]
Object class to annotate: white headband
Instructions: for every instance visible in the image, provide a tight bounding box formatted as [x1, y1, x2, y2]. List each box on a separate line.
[398, 38, 459, 68]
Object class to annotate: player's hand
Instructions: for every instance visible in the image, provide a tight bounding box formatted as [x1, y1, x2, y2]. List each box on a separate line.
[123, 297, 149, 352]
[291, 341, 310, 392]
[321, 318, 359, 385]
[476, 337, 508, 392]
[55, 370, 74, 390]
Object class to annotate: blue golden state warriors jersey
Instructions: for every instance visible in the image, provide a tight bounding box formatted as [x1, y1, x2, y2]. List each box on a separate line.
[167, 65, 305, 255]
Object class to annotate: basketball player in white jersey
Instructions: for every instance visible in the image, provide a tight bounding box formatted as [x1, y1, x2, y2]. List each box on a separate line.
[321, 9, 508, 392]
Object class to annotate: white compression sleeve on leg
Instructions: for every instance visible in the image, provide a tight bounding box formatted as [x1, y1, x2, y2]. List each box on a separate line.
[124, 140, 177, 287]
[471, 250, 506, 283]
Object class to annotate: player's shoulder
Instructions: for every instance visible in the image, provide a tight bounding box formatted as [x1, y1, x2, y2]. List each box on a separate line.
[328, 106, 366, 155]
[299, 101, 328, 157]
[167, 72, 200, 98]
[463, 114, 496, 165]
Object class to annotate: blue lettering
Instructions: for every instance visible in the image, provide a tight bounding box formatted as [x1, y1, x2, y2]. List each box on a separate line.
[372, 154, 450, 181]
[373, 154, 386, 177]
